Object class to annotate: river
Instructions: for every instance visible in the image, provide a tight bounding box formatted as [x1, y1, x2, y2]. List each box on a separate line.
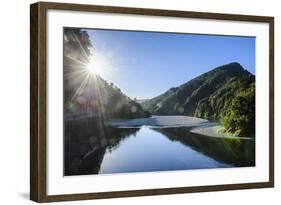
[64, 115, 255, 175]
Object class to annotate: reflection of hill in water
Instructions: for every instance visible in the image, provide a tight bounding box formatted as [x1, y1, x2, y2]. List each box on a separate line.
[64, 116, 140, 175]
[153, 127, 255, 167]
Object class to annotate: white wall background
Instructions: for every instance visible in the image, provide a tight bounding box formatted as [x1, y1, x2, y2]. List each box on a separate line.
[0, 0, 279, 204]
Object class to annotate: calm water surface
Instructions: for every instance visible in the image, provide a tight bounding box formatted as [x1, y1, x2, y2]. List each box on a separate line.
[64, 117, 255, 176]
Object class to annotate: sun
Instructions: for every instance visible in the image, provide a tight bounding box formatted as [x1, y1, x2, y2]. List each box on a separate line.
[87, 55, 104, 76]
[86, 51, 113, 79]
[87, 58, 102, 76]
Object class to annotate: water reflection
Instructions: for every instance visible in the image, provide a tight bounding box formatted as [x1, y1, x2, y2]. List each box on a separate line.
[64, 118, 255, 176]
[153, 127, 255, 167]
[64, 117, 140, 175]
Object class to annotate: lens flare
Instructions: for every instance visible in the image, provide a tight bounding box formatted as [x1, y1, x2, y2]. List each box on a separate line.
[87, 54, 107, 77]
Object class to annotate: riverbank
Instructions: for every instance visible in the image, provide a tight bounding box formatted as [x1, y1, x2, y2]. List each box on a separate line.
[190, 123, 253, 140]
[107, 115, 254, 139]
[106, 115, 208, 128]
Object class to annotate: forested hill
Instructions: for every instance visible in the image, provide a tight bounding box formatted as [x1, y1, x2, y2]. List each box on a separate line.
[66, 73, 151, 120]
[141, 62, 255, 136]
[64, 28, 150, 120]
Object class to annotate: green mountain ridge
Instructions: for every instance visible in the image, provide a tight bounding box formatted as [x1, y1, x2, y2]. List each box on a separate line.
[142, 62, 255, 136]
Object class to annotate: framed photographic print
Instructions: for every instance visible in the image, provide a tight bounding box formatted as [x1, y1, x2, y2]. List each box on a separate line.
[30, 2, 274, 202]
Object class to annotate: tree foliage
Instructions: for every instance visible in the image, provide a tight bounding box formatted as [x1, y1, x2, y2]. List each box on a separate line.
[221, 83, 255, 137]
[63, 28, 150, 120]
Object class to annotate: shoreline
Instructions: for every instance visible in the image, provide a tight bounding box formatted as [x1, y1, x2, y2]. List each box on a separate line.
[106, 115, 208, 128]
[106, 115, 254, 139]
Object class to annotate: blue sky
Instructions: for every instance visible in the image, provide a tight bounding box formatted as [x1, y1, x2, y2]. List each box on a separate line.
[85, 29, 255, 99]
